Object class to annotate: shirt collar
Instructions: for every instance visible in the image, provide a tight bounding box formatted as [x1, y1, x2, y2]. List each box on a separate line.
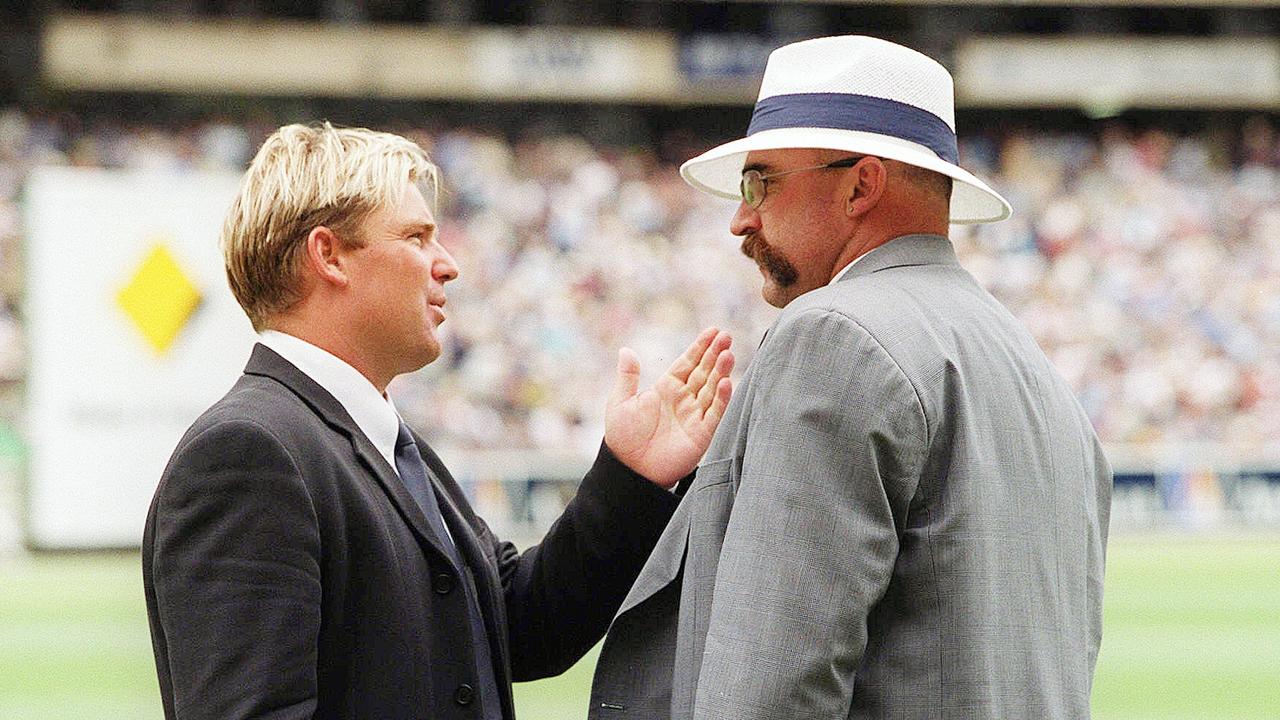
[258, 330, 402, 472]
[828, 252, 865, 286]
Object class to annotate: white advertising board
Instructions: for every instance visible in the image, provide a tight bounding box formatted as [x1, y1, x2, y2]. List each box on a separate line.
[24, 167, 256, 548]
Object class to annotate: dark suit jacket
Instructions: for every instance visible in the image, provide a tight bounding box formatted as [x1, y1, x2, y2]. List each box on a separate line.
[143, 344, 680, 720]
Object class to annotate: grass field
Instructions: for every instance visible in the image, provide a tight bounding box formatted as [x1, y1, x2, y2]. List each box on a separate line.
[1, 533, 1278, 719]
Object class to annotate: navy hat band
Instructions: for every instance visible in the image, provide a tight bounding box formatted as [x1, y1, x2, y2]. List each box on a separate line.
[747, 92, 959, 165]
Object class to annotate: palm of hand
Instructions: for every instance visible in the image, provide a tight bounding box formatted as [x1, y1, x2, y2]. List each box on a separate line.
[604, 329, 734, 488]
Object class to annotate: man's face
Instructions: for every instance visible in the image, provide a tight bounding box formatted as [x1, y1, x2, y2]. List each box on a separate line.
[730, 148, 854, 308]
[343, 182, 458, 377]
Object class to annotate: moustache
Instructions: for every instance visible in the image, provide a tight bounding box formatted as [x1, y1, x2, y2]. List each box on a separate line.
[741, 234, 798, 287]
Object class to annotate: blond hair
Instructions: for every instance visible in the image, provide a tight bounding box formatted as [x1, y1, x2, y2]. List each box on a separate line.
[221, 122, 439, 330]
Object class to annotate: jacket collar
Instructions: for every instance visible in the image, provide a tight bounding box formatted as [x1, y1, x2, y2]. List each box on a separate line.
[836, 233, 960, 283]
[243, 343, 461, 571]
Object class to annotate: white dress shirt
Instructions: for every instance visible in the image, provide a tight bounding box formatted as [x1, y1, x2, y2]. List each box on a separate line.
[258, 330, 401, 473]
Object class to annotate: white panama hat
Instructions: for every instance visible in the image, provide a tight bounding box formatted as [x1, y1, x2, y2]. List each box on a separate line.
[680, 35, 1011, 225]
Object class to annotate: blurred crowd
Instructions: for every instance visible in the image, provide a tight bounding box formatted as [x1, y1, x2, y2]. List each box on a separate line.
[1, 108, 1278, 464]
[954, 119, 1280, 463]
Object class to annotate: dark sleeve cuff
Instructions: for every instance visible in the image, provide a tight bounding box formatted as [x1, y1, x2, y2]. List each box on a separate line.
[574, 441, 681, 536]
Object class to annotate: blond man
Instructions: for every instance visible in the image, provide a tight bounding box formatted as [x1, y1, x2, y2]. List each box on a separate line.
[142, 123, 733, 720]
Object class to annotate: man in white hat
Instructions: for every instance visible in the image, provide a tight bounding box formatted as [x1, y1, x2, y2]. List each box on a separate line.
[589, 36, 1111, 719]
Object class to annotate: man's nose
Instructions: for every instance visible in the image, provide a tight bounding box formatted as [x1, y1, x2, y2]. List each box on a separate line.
[729, 202, 761, 237]
[434, 244, 459, 283]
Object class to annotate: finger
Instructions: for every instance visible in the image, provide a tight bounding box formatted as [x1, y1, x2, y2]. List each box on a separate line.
[701, 376, 733, 425]
[610, 347, 641, 407]
[686, 331, 731, 393]
[696, 347, 735, 409]
[668, 327, 718, 384]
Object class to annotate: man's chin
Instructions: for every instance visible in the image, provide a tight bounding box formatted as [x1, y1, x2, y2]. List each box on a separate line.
[763, 275, 812, 307]
[404, 333, 442, 372]
[761, 282, 790, 309]
[420, 337, 442, 367]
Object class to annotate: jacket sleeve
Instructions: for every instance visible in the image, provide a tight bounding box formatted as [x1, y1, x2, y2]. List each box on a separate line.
[145, 418, 321, 720]
[498, 442, 682, 681]
[693, 308, 927, 720]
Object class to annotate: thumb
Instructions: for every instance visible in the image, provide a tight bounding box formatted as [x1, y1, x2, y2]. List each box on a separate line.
[610, 347, 641, 408]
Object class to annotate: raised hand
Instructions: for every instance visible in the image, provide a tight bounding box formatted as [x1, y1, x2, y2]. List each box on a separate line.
[605, 327, 734, 488]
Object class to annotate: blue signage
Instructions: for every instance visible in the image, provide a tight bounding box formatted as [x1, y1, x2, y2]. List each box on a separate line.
[679, 34, 776, 81]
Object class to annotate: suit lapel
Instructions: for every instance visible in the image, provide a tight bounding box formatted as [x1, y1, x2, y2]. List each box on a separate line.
[612, 357, 761, 622]
[418, 438, 502, 602]
[243, 344, 460, 568]
[349, 430, 464, 571]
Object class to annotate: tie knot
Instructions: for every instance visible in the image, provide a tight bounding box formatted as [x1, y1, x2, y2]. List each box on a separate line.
[396, 422, 416, 451]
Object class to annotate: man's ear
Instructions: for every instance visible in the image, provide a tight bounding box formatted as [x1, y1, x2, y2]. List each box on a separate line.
[304, 226, 350, 289]
[845, 156, 887, 218]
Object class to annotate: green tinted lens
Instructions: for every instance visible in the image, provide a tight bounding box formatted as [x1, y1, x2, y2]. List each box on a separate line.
[741, 170, 764, 208]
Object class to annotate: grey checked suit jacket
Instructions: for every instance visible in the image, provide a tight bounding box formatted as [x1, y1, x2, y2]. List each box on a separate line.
[590, 234, 1112, 720]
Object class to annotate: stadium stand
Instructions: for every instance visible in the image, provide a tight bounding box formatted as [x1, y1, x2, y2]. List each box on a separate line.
[3, 1, 1280, 548]
[3, 110, 1279, 446]
[2, 108, 1280, 539]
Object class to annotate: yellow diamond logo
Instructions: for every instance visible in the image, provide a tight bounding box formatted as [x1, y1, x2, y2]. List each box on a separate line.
[117, 243, 202, 355]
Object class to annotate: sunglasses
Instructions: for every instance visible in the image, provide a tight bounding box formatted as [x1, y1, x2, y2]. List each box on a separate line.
[739, 156, 865, 209]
